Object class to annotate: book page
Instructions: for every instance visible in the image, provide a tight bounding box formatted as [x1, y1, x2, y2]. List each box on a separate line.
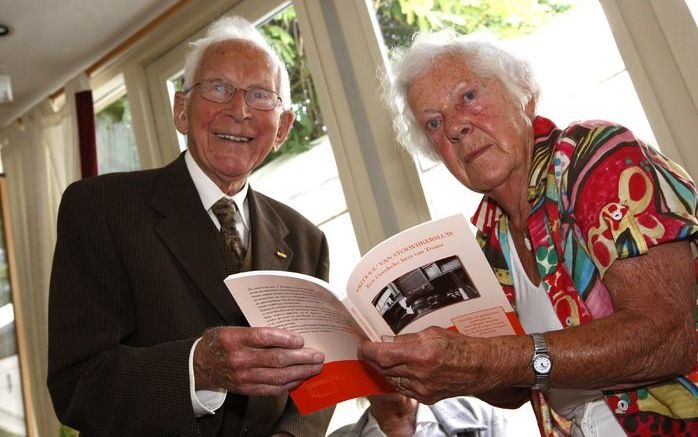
[224, 271, 391, 414]
[346, 214, 523, 337]
[225, 271, 363, 361]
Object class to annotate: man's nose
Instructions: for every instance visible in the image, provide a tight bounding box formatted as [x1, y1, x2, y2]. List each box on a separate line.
[228, 88, 251, 120]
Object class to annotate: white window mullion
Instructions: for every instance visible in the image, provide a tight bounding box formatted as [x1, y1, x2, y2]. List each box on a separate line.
[601, 0, 698, 178]
[292, 0, 430, 253]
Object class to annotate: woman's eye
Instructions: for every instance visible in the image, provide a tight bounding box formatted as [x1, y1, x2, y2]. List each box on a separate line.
[464, 90, 477, 102]
[426, 119, 441, 130]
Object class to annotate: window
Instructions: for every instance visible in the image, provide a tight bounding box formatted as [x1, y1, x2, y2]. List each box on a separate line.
[688, 0, 698, 25]
[0, 177, 25, 437]
[251, 6, 360, 289]
[94, 81, 140, 174]
[372, 0, 657, 222]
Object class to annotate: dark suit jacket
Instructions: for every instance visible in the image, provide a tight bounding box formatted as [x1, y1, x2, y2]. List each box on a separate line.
[47, 154, 333, 436]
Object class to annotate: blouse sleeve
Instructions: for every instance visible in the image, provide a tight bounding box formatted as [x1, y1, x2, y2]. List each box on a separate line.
[563, 121, 698, 277]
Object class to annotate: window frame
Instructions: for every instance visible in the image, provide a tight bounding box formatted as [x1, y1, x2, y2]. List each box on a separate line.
[88, 0, 698, 251]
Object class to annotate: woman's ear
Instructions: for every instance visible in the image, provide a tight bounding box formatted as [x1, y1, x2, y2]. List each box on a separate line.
[173, 92, 188, 134]
[524, 97, 536, 120]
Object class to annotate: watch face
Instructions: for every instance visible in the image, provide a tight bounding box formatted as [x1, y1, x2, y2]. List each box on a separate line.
[533, 355, 552, 374]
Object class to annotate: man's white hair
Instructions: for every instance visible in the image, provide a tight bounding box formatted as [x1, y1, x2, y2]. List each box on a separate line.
[183, 15, 292, 110]
[384, 29, 540, 161]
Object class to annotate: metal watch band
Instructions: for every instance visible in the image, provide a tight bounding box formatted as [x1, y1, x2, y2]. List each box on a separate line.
[531, 333, 551, 390]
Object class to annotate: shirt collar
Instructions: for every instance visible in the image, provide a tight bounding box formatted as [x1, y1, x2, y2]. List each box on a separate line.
[415, 402, 439, 425]
[363, 404, 444, 437]
[471, 115, 558, 235]
[184, 150, 250, 228]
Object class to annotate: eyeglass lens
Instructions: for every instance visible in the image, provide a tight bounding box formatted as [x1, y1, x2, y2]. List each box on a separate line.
[197, 81, 279, 110]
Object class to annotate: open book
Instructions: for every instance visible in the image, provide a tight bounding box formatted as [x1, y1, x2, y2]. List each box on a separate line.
[224, 213, 523, 415]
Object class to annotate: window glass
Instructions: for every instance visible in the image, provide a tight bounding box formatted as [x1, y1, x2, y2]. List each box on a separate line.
[95, 94, 140, 174]
[0, 177, 26, 437]
[251, 6, 360, 289]
[688, 0, 698, 25]
[373, 0, 657, 223]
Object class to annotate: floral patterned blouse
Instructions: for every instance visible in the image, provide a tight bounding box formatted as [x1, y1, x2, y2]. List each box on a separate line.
[472, 116, 698, 436]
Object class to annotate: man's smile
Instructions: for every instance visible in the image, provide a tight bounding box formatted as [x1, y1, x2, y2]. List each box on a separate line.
[215, 133, 252, 142]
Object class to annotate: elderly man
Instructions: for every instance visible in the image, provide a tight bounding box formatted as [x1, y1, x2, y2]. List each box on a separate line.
[48, 16, 332, 436]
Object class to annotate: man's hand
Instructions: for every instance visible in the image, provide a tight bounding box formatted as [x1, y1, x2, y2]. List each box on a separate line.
[194, 326, 324, 396]
[367, 394, 418, 437]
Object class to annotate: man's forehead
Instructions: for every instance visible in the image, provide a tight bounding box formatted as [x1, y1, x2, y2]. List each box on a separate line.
[196, 40, 278, 79]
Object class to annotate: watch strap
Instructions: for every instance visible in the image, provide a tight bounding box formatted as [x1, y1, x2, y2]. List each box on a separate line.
[531, 333, 551, 390]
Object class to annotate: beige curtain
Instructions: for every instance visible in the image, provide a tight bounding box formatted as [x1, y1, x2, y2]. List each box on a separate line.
[0, 73, 88, 436]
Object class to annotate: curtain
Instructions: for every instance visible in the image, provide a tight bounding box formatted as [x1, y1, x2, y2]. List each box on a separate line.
[75, 89, 98, 178]
[0, 73, 88, 436]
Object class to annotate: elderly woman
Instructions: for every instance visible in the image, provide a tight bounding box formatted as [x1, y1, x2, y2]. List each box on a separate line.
[359, 30, 698, 436]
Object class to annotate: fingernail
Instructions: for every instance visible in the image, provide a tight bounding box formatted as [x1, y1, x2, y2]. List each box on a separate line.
[313, 353, 324, 363]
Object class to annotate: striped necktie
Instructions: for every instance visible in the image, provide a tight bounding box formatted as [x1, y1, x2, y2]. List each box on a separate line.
[211, 198, 246, 273]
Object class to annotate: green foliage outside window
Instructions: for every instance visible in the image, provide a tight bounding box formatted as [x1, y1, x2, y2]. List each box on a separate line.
[375, 0, 572, 47]
[259, 0, 571, 167]
[260, 9, 324, 166]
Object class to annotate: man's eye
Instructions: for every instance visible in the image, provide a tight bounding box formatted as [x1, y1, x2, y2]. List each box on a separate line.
[249, 88, 271, 100]
[211, 83, 227, 93]
[463, 90, 477, 102]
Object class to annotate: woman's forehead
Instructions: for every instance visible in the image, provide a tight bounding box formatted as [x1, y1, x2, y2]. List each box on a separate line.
[413, 54, 480, 89]
[409, 56, 480, 99]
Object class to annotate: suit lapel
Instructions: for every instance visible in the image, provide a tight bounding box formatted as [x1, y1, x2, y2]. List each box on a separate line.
[150, 154, 244, 324]
[248, 189, 292, 271]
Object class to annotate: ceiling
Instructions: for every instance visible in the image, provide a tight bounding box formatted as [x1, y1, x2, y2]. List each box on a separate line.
[0, 0, 181, 128]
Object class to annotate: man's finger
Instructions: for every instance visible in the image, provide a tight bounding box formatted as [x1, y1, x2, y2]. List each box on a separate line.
[219, 326, 305, 349]
[359, 340, 414, 369]
[230, 347, 325, 369]
[238, 363, 324, 386]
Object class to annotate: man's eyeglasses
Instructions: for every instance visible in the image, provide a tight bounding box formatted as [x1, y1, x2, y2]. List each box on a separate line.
[183, 80, 282, 111]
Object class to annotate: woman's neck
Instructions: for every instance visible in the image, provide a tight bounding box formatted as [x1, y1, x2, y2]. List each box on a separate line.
[490, 171, 531, 231]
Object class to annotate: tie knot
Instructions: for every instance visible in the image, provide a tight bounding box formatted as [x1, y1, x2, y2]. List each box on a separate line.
[212, 198, 238, 229]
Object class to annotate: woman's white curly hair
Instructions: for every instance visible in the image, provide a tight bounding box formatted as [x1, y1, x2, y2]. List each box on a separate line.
[383, 29, 540, 161]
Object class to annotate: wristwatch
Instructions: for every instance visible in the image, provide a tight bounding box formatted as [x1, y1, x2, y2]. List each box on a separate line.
[530, 333, 552, 390]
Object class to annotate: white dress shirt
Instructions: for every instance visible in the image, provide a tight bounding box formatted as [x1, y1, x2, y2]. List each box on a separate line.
[338, 397, 505, 437]
[184, 151, 251, 416]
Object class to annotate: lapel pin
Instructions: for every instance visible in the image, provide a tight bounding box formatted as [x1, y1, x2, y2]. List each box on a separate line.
[275, 250, 287, 259]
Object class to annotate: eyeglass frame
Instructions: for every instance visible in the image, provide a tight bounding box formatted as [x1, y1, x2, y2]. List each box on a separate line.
[183, 80, 283, 111]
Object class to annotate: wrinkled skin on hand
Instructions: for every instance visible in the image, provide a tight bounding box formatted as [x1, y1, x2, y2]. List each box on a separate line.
[359, 327, 521, 405]
[194, 326, 324, 396]
[367, 393, 418, 437]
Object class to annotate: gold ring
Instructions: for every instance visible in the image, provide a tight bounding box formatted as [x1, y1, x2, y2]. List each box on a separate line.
[395, 377, 404, 391]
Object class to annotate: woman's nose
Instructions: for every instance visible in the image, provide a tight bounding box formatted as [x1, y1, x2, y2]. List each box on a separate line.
[446, 119, 471, 143]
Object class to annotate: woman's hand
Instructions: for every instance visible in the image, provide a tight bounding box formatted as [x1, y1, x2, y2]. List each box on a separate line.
[359, 327, 529, 404]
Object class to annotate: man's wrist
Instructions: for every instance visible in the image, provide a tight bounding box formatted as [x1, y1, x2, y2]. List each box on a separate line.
[190, 338, 226, 416]
[368, 405, 417, 437]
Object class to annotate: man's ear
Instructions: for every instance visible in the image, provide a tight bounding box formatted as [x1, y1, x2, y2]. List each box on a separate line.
[173, 92, 188, 134]
[273, 110, 295, 151]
